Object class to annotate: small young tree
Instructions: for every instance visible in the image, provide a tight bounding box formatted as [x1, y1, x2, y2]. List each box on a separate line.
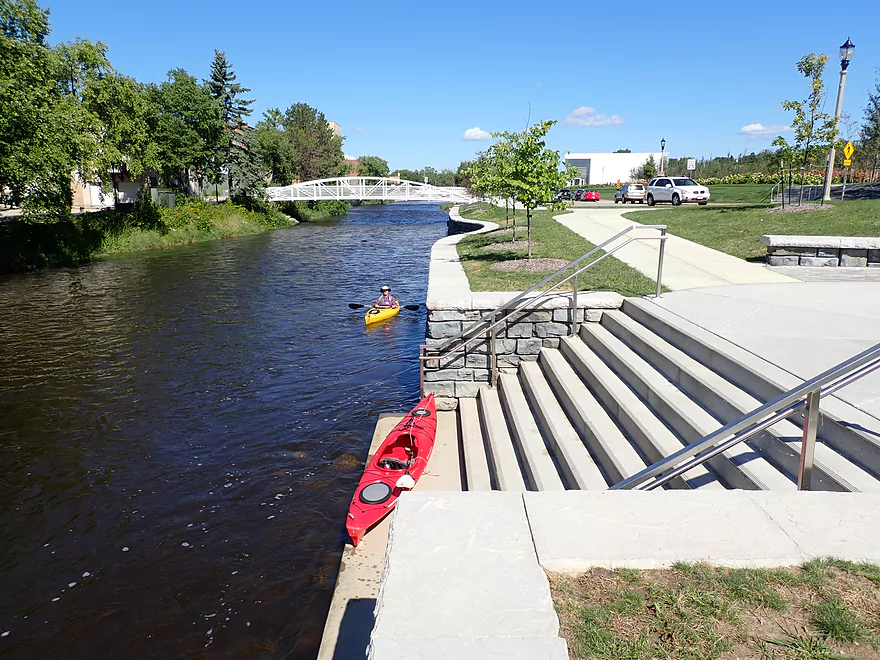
[772, 53, 836, 204]
[492, 120, 574, 259]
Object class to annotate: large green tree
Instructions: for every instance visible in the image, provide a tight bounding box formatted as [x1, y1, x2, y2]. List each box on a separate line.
[357, 155, 389, 178]
[205, 50, 254, 194]
[861, 74, 880, 182]
[255, 108, 295, 185]
[282, 102, 344, 181]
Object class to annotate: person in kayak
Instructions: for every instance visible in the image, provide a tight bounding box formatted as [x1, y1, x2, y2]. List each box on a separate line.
[373, 285, 400, 309]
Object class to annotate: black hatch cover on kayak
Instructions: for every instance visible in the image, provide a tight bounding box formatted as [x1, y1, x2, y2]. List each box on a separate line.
[359, 482, 392, 505]
[412, 409, 431, 417]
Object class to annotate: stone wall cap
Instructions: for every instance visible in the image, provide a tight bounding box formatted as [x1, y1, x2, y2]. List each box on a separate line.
[428, 290, 624, 311]
[762, 235, 880, 249]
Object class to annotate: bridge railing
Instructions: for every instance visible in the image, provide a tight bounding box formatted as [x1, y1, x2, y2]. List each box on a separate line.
[265, 177, 473, 203]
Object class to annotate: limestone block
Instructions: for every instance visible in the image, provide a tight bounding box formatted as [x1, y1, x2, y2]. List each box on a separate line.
[768, 246, 817, 256]
[468, 339, 516, 354]
[471, 369, 490, 383]
[428, 321, 462, 339]
[499, 367, 518, 375]
[506, 323, 533, 338]
[585, 309, 604, 323]
[465, 354, 489, 368]
[515, 310, 552, 323]
[519, 354, 539, 362]
[424, 368, 473, 382]
[840, 249, 868, 267]
[434, 396, 458, 411]
[436, 354, 465, 369]
[817, 247, 840, 258]
[423, 381, 454, 398]
[799, 256, 838, 267]
[516, 339, 542, 355]
[535, 322, 570, 338]
[542, 338, 561, 349]
[868, 249, 880, 263]
[455, 381, 487, 398]
[869, 263, 880, 269]
[498, 354, 522, 368]
[429, 310, 480, 322]
[768, 255, 799, 266]
[552, 309, 585, 323]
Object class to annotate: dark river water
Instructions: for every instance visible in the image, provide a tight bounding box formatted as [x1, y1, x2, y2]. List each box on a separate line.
[0, 203, 447, 659]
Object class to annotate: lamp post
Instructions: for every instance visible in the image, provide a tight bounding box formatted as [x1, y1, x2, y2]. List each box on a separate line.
[822, 38, 855, 202]
[659, 138, 666, 176]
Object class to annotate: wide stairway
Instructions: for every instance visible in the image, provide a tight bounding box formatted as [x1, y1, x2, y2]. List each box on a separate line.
[458, 297, 880, 492]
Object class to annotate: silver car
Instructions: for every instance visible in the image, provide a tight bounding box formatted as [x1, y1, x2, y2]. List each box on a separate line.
[614, 183, 646, 204]
[646, 177, 710, 206]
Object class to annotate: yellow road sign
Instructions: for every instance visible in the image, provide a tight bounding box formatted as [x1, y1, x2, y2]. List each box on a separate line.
[844, 141, 855, 159]
[844, 159, 852, 167]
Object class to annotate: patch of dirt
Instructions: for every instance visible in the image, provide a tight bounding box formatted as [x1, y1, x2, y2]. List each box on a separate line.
[480, 240, 542, 252]
[489, 258, 568, 272]
[767, 203, 833, 213]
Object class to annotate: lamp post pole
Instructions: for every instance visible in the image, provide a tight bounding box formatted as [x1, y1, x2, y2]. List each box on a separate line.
[660, 138, 666, 176]
[822, 38, 855, 203]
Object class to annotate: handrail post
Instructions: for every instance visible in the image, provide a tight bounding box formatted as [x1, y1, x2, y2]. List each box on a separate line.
[489, 312, 498, 387]
[655, 227, 667, 299]
[419, 345, 426, 397]
[798, 388, 821, 490]
[570, 267, 579, 336]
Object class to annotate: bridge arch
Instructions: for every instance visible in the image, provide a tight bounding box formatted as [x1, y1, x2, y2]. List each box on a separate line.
[265, 177, 473, 204]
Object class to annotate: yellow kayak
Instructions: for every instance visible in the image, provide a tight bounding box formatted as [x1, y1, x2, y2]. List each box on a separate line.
[365, 305, 401, 326]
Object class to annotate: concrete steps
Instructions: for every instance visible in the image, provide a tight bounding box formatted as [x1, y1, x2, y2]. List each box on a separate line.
[453, 297, 880, 493]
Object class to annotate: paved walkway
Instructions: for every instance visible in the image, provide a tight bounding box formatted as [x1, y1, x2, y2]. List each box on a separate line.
[555, 207, 797, 289]
[652, 282, 880, 420]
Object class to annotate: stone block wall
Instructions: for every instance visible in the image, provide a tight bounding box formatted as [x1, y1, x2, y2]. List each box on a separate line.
[767, 246, 880, 268]
[422, 305, 612, 410]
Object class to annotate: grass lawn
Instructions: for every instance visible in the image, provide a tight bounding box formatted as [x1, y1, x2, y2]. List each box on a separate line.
[552, 558, 880, 660]
[623, 199, 880, 260]
[457, 202, 657, 297]
[703, 183, 776, 204]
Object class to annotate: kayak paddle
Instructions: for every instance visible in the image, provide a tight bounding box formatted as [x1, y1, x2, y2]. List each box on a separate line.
[348, 303, 420, 311]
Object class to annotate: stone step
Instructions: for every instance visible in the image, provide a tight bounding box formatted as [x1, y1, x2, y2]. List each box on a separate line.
[538, 348, 646, 484]
[558, 335, 722, 490]
[623, 297, 880, 476]
[518, 360, 608, 490]
[477, 387, 526, 491]
[458, 397, 492, 491]
[579, 323, 796, 491]
[498, 374, 565, 491]
[602, 310, 880, 493]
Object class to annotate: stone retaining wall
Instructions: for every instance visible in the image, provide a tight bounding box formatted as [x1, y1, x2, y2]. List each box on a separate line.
[763, 235, 880, 268]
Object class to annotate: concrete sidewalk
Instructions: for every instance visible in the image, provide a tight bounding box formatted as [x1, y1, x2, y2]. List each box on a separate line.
[556, 207, 797, 289]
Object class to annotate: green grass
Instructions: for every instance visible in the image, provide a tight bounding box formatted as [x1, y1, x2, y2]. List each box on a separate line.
[456, 202, 657, 296]
[552, 560, 880, 660]
[623, 199, 880, 260]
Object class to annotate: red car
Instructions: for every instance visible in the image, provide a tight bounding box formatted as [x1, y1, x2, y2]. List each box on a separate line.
[582, 190, 600, 201]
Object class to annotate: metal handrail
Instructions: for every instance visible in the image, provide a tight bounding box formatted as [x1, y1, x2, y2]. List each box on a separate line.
[419, 223, 668, 391]
[611, 341, 880, 491]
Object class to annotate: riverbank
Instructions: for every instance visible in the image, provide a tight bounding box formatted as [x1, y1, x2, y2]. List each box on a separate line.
[0, 199, 295, 275]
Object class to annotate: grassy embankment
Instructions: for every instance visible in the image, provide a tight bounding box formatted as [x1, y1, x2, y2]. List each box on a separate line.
[0, 199, 294, 274]
[624, 198, 880, 260]
[553, 559, 880, 660]
[456, 202, 657, 297]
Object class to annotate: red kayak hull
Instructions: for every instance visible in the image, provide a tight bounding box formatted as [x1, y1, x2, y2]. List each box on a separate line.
[346, 394, 437, 546]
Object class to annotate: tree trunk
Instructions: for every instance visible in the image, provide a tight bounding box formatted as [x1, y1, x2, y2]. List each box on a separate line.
[112, 169, 120, 211]
[505, 199, 509, 227]
[527, 208, 532, 260]
[798, 145, 810, 206]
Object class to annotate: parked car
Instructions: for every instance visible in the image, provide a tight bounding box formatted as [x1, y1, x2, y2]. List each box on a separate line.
[552, 189, 572, 203]
[573, 189, 585, 201]
[646, 177, 710, 206]
[582, 190, 600, 201]
[614, 183, 646, 204]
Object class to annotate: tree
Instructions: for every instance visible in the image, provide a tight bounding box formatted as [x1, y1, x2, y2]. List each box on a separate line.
[358, 155, 389, 178]
[255, 108, 295, 185]
[227, 126, 264, 198]
[630, 155, 656, 181]
[491, 120, 575, 259]
[772, 53, 837, 204]
[205, 50, 254, 194]
[282, 102, 344, 181]
[614, 148, 632, 153]
[860, 73, 880, 182]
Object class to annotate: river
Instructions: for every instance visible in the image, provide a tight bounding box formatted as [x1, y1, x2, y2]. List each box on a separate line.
[0, 202, 447, 659]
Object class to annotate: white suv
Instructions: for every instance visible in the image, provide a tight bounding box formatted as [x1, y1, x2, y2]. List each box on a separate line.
[646, 177, 710, 206]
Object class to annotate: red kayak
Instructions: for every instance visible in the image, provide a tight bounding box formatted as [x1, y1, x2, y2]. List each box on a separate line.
[346, 393, 437, 546]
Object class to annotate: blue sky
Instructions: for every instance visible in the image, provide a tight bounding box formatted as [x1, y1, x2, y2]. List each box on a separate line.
[47, 0, 879, 171]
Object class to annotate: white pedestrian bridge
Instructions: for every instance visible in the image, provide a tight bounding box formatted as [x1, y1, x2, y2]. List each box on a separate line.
[265, 177, 474, 204]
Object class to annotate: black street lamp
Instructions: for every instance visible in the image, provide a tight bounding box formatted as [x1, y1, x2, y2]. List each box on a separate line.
[660, 138, 666, 176]
[822, 38, 855, 201]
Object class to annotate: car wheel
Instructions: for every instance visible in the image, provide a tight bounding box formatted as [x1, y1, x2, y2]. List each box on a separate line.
[672, 194, 681, 206]
[614, 197, 618, 204]
[647, 194, 655, 206]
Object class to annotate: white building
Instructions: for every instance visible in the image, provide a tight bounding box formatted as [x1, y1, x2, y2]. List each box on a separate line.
[564, 152, 668, 186]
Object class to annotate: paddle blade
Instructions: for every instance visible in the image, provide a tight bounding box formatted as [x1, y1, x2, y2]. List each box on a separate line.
[403, 304, 420, 311]
[348, 303, 365, 309]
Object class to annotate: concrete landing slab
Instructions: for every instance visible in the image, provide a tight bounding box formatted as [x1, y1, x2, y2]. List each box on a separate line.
[317, 412, 462, 660]
[524, 491, 880, 572]
[369, 636, 569, 659]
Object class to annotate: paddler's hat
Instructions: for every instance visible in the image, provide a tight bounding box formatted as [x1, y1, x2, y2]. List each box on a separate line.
[380, 285, 391, 291]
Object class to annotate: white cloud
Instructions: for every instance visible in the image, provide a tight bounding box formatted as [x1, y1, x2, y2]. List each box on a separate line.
[738, 123, 792, 136]
[462, 126, 492, 141]
[355, 126, 364, 133]
[564, 106, 624, 127]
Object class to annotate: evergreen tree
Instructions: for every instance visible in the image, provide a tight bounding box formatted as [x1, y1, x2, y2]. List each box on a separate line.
[205, 49, 255, 195]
